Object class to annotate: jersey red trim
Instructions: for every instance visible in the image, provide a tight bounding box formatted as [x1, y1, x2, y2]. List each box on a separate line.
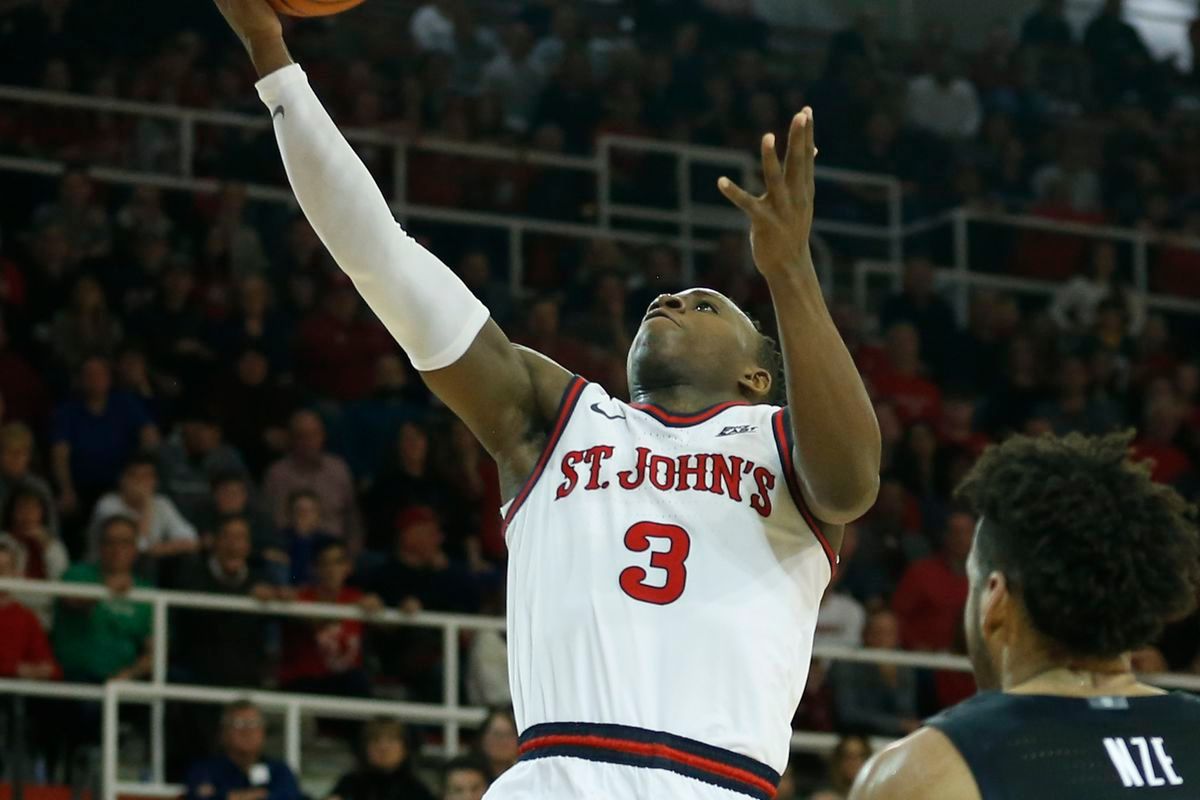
[518, 721, 779, 800]
[502, 376, 587, 532]
[629, 399, 750, 427]
[771, 408, 838, 575]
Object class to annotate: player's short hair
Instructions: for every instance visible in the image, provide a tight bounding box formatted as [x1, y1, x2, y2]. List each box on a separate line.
[747, 316, 786, 407]
[955, 431, 1200, 659]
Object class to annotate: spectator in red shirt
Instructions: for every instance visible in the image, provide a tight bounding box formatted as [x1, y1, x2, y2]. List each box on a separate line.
[280, 540, 381, 698]
[0, 534, 59, 679]
[1133, 390, 1194, 486]
[871, 323, 943, 426]
[891, 509, 974, 652]
[295, 278, 393, 403]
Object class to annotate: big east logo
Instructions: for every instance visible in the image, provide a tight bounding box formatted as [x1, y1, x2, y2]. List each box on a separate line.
[555, 445, 777, 517]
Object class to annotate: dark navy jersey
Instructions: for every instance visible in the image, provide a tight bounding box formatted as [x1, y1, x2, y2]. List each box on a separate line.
[927, 691, 1200, 799]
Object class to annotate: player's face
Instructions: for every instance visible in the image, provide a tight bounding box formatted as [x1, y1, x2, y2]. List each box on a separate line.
[964, 521, 1001, 690]
[627, 289, 766, 401]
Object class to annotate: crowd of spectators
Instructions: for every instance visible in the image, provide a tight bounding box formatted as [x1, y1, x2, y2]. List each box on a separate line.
[0, 1, 1198, 799]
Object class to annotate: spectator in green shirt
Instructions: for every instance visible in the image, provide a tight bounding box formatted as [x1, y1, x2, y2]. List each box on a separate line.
[53, 513, 153, 682]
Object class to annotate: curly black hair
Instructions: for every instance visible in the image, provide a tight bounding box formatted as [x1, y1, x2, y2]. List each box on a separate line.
[955, 430, 1200, 659]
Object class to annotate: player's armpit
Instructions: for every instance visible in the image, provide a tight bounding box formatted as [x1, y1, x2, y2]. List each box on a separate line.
[848, 728, 980, 800]
[420, 325, 572, 500]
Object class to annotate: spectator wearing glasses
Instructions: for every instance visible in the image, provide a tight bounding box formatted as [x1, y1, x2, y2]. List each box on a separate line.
[184, 701, 302, 800]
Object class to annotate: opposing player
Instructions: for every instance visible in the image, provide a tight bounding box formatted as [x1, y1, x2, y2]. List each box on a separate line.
[851, 431, 1200, 799]
[212, 2, 881, 797]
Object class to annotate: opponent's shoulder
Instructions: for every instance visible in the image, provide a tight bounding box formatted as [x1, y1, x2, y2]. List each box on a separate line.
[849, 727, 980, 800]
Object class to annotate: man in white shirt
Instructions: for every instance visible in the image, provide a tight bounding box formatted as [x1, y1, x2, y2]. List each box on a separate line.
[906, 54, 981, 141]
[88, 454, 198, 562]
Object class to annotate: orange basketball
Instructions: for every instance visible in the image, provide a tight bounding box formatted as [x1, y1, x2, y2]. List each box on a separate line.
[266, 0, 366, 17]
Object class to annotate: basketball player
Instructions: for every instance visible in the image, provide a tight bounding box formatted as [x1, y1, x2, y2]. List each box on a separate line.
[850, 432, 1200, 799]
[212, 2, 881, 797]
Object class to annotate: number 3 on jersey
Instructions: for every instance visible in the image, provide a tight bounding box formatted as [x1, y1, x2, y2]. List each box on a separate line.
[619, 521, 690, 605]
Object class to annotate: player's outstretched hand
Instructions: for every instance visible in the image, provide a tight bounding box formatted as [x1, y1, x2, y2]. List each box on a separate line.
[718, 108, 817, 279]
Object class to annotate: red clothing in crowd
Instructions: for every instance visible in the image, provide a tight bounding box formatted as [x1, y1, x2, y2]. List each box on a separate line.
[279, 586, 365, 684]
[872, 370, 944, 426]
[1132, 440, 1194, 485]
[295, 310, 394, 402]
[0, 600, 60, 678]
[891, 555, 969, 652]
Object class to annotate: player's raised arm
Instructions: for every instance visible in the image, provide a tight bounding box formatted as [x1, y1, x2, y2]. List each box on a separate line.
[211, 0, 570, 486]
[718, 109, 880, 534]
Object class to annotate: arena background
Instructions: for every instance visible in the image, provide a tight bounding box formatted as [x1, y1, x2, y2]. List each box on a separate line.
[0, 0, 1199, 798]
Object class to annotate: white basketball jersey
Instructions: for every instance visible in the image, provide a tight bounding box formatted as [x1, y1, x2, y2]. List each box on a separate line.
[501, 378, 835, 774]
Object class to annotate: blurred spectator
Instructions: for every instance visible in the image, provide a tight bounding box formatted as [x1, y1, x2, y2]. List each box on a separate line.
[810, 734, 873, 799]
[870, 324, 943, 426]
[906, 53, 981, 141]
[46, 275, 123, 372]
[0, 421, 60, 536]
[976, 336, 1046, 436]
[202, 183, 269, 280]
[368, 506, 478, 698]
[208, 275, 292, 372]
[173, 515, 282, 688]
[88, 454, 199, 569]
[279, 540, 379, 697]
[1134, 391, 1194, 486]
[158, 406, 249, 525]
[878, 256, 956, 380]
[0, 534, 59, 679]
[0, 321, 50, 429]
[481, 22, 545, 133]
[831, 610, 919, 736]
[465, 584, 509, 708]
[814, 565, 866, 652]
[1033, 355, 1123, 435]
[33, 168, 112, 261]
[216, 349, 300, 475]
[328, 718, 435, 800]
[2, 482, 70, 625]
[262, 410, 362, 546]
[1020, 0, 1073, 49]
[411, 1, 456, 54]
[472, 708, 519, 782]
[442, 757, 490, 800]
[52, 514, 153, 683]
[194, 472, 281, 562]
[364, 422, 452, 550]
[532, 48, 600, 154]
[1050, 242, 1145, 337]
[183, 701, 302, 800]
[51, 356, 158, 532]
[295, 278, 393, 403]
[1084, 0, 1154, 106]
[342, 354, 424, 484]
[891, 510, 973, 652]
[280, 490, 337, 586]
[1032, 144, 1101, 215]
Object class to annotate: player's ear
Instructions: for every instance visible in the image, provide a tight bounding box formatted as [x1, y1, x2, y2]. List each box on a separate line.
[980, 571, 1012, 642]
[738, 367, 772, 401]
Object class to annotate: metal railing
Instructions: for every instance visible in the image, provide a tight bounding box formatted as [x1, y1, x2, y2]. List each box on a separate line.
[1, 576, 1198, 800]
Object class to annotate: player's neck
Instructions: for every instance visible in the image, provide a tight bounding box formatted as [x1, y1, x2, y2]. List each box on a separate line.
[1005, 654, 1160, 697]
[631, 384, 744, 413]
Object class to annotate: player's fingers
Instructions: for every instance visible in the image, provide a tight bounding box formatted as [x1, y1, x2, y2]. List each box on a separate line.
[803, 107, 817, 191]
[784, 111, 807, 193]
[717, 177, 757, 213]
[760, 133, 787, 202]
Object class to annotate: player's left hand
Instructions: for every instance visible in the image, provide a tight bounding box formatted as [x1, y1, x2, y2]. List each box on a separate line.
[718, 108, 816, 279]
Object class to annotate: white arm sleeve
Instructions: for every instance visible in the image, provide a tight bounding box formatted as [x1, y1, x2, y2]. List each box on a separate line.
[256, 64, 489, 371]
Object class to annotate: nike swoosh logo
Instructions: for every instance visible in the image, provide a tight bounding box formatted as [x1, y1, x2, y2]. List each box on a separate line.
[590, 402, 625, 420]
[272, 105, 285, 120]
